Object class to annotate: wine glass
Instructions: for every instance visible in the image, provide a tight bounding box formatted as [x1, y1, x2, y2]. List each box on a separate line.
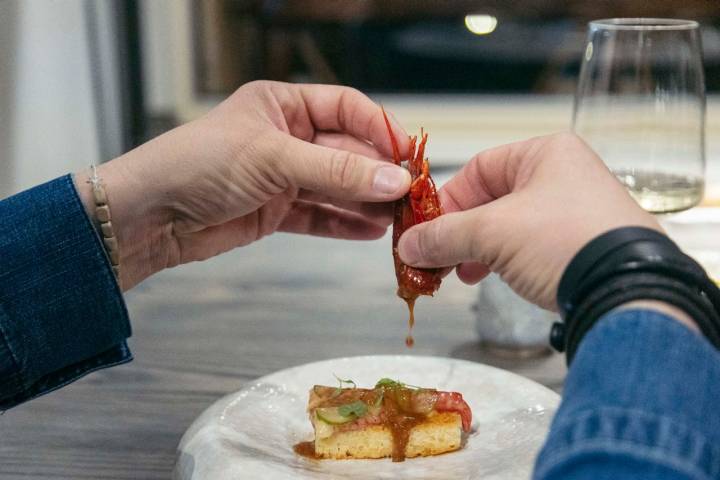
[573, 18, 706, 214]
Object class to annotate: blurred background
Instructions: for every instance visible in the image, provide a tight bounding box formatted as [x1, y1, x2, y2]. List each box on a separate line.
[2, 0, 720, 199]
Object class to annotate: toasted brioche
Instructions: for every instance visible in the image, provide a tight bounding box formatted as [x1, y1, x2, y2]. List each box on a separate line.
[313, 412, 462, 460]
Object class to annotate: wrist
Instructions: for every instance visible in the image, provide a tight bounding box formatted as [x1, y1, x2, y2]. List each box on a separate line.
[552, 226, 720, 363]
[615, 300, 700, 333]
[74, 157, 170, 290]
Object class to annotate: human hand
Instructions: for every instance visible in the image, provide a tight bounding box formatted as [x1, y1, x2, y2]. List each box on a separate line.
[397, 133, 662, 310]
[75, 81, 411, 290]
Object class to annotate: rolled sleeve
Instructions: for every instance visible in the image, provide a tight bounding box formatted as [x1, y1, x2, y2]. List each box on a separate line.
[0, 175, 132, 409]
[534, 309, 720, 480]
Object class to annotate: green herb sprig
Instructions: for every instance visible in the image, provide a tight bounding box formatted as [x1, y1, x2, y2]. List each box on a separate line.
[331, 374, 357, 397]
[374, 377, 424, 390]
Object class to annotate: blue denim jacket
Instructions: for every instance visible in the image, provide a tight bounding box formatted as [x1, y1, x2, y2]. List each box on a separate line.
[0, 175, 132, 409]
[2, 175, 720, 478]
[535, 310, 720, 479]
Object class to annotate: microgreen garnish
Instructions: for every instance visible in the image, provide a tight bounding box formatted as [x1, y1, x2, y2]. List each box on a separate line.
[375, 378, 403, 389]
[331, 374, 357, 397]
[338, 400, 368, 418]
[333, 374, 357, 389]
[374, 378, 424, 390]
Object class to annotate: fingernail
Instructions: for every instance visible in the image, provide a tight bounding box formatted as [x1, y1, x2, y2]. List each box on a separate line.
[373, 166, 409, 194]
[399, 231, 420, 265]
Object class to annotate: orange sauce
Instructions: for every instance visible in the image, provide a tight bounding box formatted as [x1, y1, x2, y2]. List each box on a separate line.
[293, 441, 318, 459]
[383, 391, 425, 461]
[404, 298, 416, 348]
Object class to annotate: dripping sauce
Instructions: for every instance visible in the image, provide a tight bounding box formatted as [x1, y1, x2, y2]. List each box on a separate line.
[404, 298, 416, 348]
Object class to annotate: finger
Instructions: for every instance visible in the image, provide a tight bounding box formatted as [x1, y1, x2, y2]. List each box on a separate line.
[278, 134, 411, 202]
[438, 266, 455, 279]
[297, 190, 394, 227]
[439, 137, 545, 213]
[172, 194, 295, 260]
[295, 84, 410, 159]
[279, 201, 388, 240]
[397, 206, 497, 268]
[313, 132, 384, 160]
[308, 131, 396, 224]
[456, 262, 491, 284]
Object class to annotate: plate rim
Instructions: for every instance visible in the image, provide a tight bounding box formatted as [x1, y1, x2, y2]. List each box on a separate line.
[174, 354, 560, 479]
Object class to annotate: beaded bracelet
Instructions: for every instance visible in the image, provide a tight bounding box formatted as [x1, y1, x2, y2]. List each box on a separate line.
[87, 165, 121, 285]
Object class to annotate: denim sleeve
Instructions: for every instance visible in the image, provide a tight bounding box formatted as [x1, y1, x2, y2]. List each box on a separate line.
[0, 175, 132, 409]
[534, 309, 720, 480]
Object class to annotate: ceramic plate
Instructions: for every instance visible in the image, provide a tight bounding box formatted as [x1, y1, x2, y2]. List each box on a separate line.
[173, 355, 560, 480]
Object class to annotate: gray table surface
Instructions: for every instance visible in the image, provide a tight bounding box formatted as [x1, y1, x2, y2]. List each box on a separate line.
[0, 232, 566, 479]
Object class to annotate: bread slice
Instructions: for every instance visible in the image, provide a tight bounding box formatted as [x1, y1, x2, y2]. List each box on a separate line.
[301, 381, 472, 462]
[313, 411, 463, 460]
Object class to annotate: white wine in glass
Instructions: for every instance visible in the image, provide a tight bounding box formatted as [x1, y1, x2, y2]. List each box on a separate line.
[573, 18, 706, 214]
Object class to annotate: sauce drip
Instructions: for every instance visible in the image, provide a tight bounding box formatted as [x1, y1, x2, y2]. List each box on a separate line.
[404, 298, 416, 348]
[384, 391, 425, 461]
[293, 441, 318, 459]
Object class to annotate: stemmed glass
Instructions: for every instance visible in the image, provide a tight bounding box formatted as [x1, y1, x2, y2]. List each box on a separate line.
[573, 18, 706, 214]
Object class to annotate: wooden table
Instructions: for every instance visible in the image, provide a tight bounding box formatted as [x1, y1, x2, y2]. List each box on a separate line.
[0, 231, 566, 479]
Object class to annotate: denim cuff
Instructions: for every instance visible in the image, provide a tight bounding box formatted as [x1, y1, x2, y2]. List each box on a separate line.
[536, 406, 720, 480]
[535, 309, 720, 479]
[0, 175, 132, 409]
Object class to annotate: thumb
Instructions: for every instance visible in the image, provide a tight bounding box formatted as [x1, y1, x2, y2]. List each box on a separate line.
[398, 207, 495, 268]
[279, 135, 410, 201]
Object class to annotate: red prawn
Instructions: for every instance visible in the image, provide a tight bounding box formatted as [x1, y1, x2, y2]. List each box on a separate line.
[381, 108, 444, 346]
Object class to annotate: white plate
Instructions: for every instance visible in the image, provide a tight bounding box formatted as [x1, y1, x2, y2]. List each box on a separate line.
[173, 355, 560, 480]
